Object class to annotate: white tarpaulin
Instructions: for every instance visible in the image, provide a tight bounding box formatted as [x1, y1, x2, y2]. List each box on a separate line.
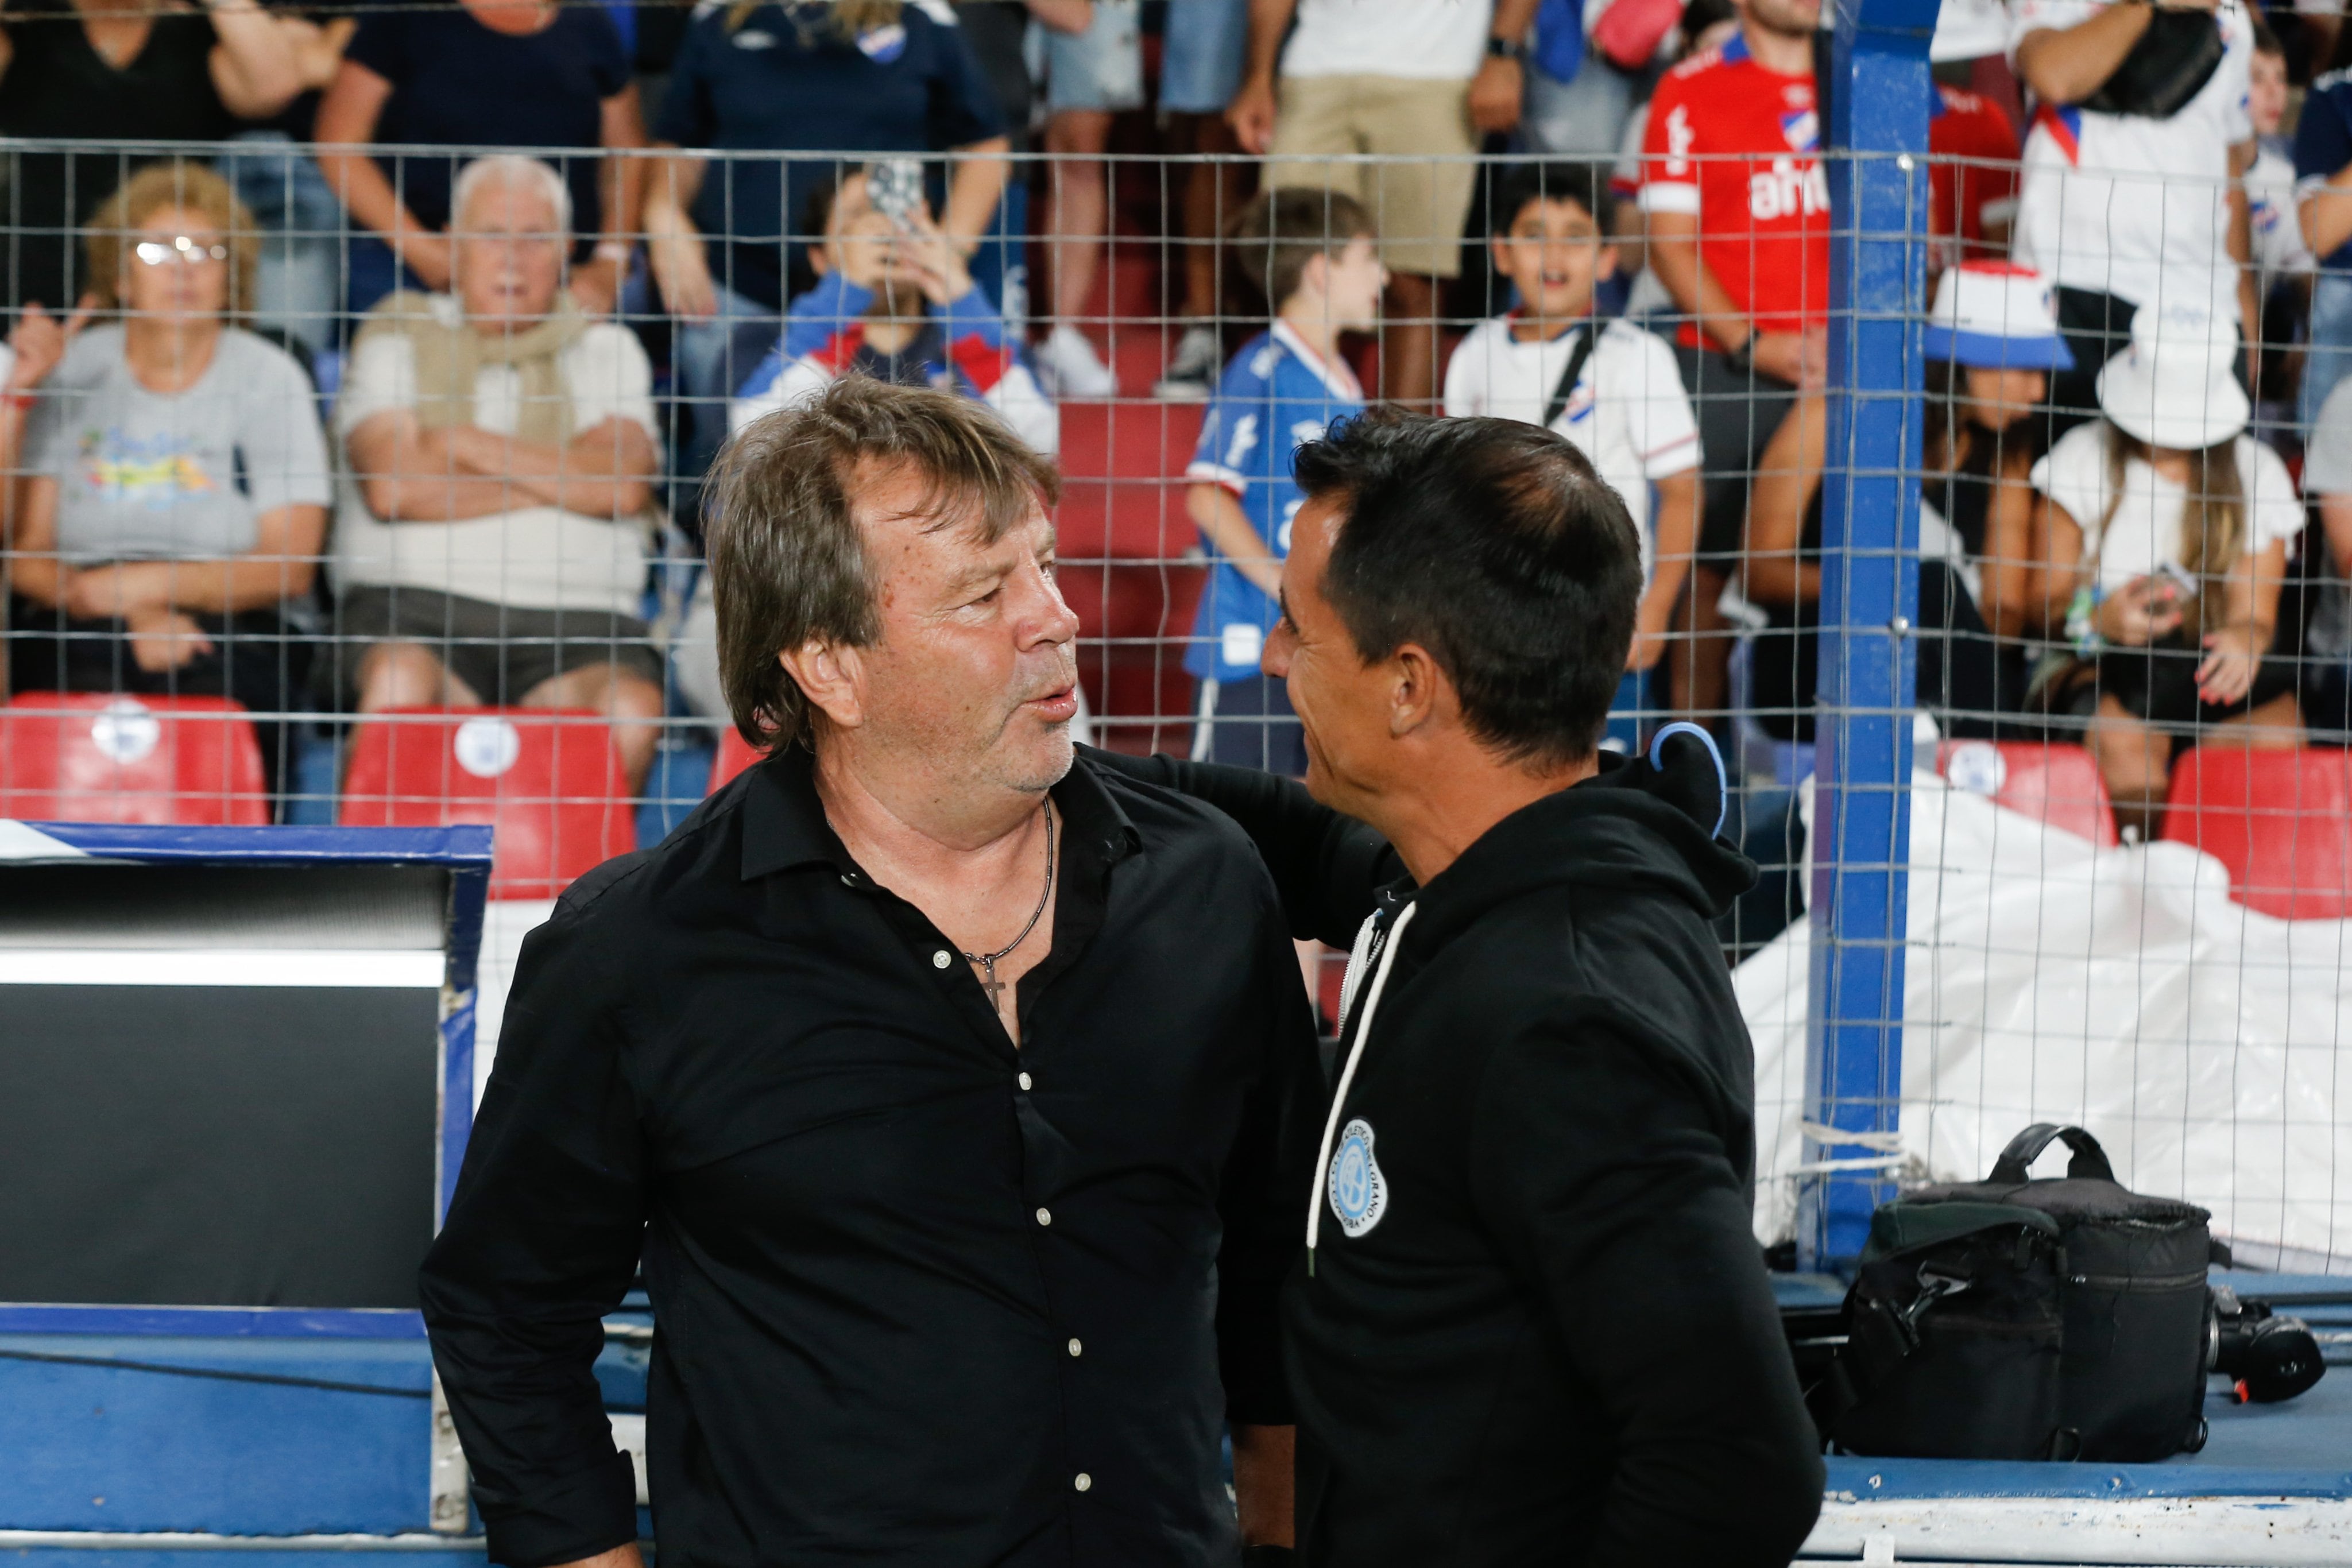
[1739, 771, 2352, 1271]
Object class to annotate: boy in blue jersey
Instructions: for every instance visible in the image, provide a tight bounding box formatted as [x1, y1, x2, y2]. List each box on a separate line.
[1184, 188, 1384, 773]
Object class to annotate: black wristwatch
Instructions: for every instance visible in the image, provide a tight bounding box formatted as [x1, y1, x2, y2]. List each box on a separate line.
[1721, 334, 1755, 374]
[1241, 1548, 1297, 1568]
[1487, 33, 1530, 61]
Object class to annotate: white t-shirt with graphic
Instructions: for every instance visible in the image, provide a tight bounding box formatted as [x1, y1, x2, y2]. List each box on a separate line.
[1442, 316, 1701, 583]
[2008, 0, 2255, 319]
[333, 295, 660, 615]
[1280, 0, 1493, 81]
[2030, 422, 2303, 593]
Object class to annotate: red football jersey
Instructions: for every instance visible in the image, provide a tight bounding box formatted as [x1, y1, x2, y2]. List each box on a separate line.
[1929, 84, 2022, 269]
[1639, 34, 1831, 349]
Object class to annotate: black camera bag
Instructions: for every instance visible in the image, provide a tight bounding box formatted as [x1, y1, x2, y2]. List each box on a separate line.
[1825, 1124, 2214, 1462]
[1825, 1200, 2069, 1459]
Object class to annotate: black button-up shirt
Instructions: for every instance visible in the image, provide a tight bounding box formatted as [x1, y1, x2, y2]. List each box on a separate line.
[420, 747, 1321, 1568]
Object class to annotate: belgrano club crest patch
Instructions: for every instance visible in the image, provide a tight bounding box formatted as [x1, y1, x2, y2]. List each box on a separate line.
[1328, 1118, 1387, 1238]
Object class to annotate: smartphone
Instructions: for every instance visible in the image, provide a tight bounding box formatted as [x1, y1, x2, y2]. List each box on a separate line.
[866, 159, 924, 231]
[2152, 560, 2198, 603]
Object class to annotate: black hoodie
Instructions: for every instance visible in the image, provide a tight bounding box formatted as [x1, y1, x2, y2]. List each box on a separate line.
[1088, 745, 1823, 1568]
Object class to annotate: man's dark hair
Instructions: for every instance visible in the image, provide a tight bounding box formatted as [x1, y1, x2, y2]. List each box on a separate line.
[1293, 409, 1642, 768]
[2250, 18, 2281, 56]
[706, 377, 1061, 752]
[1228, 187, 1378, 309]
[1488, 161, 1614, 237]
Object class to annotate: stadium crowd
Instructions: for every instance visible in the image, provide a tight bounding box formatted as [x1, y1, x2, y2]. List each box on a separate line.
[0, 0, 2347, 854]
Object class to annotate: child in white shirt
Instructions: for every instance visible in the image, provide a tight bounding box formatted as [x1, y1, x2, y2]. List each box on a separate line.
[1443, 161, 1700, 747]
[2031, 307, 2305, 835]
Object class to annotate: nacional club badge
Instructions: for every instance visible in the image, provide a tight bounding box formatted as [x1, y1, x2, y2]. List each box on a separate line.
[1328, 1118, 1388, 1238]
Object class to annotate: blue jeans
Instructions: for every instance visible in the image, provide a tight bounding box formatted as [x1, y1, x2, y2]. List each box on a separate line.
[221, 131, 347, 355]
[1191, 674, 1308, 777]
[672, 280, 787, 501]
[345, 235, 432, 329]
[2304, 270, 2352, 431]
[1034, 0, 1143, 113]
[1159, 0, 1249, 114]
[1521, 52, 1641, 157]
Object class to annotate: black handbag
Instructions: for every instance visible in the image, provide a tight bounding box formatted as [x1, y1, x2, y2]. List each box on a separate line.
[1823, 1124, 2215, 1462]
[2081, 9, 2225, 119]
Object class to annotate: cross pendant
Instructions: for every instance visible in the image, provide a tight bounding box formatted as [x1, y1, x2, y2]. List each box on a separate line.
[978, 960, 1006, 1008]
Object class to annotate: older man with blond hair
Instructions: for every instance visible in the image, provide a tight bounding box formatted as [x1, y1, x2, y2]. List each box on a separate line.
[333, 152, 664, 785]
[420, 377, 1318, 1568]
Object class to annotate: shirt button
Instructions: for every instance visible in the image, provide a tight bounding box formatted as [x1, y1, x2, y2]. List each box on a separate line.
[1018, 1071, 1034, 1091]
[840, 873, 856, 889]
[1067, 1337, 1082, 1357]
[1073, 1473, 1092, 1493]
[1035, 1207, 1053, 1227]
[932, 950, 952, 969]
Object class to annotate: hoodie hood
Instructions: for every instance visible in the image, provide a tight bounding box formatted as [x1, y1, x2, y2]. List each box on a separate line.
[1402, 742, 1758, 954]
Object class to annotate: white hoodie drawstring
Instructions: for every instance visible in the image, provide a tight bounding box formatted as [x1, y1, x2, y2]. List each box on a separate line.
[1306, 901, 1418, 1271]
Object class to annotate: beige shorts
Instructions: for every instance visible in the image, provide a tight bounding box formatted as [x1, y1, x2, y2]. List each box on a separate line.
[1263, 73, 1477, 280]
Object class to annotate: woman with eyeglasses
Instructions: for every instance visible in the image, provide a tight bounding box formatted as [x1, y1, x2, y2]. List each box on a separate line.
[3, 160, 332, 815]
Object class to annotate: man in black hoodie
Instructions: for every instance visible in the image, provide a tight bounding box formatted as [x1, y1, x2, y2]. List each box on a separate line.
[1099, 408, 1822, 1565]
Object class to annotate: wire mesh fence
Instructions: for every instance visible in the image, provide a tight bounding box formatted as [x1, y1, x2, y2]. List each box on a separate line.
[0, 136, 2346, 1269]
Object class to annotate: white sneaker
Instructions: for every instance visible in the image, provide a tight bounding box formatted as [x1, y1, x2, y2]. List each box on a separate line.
[1038, 323, 1119, 399]
[1152, 326, 1222, 401]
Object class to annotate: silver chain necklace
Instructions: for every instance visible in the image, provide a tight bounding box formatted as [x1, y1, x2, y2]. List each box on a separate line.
[964, 799, 1054, 1009]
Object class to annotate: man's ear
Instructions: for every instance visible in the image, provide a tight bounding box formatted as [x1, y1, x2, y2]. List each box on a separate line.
[1595, 242, 1620, 282]
[1387, 642, 1447, 739]
[779, 639, 866, 731]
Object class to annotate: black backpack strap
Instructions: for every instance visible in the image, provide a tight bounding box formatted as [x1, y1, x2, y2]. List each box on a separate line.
[1542, 324, 1599, 430]
[1990, 1123, 2116, 1184]
[1820, 1261, 1973, 1435]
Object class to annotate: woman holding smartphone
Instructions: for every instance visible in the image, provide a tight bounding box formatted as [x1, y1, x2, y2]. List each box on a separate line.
[2028, 307, 2305, 838]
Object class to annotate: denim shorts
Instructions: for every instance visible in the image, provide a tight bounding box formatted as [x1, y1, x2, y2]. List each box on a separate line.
[1039, 0, 1144, 113]
[2303, 269, 2352, 431]
[1159, 0, 1250, 114]
[220, 130, 346, 234]
[1190, 674, 1308, 777]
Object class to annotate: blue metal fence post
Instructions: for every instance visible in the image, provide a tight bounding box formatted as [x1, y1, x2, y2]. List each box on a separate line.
[1800, 0, 1932, 1268]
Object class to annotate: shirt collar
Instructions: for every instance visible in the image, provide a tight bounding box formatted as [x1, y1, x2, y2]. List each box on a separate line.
[738, 741, 1142, 881]
[1502, 309, 1588, 348]
[738, 742, 842, 880]
[1272, 319, 1364, 402]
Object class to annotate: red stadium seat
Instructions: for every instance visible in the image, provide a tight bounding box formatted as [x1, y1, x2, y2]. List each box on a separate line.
[340, 707, 630, 899]
[1061, 560, 1205, 756]
[710, 727, 763, 792]
[1055, 401, 1205, 560]
[1936, 740, 2120, 847]
[2163, 748, 2352, 920]
[0, 692, 269, 826]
